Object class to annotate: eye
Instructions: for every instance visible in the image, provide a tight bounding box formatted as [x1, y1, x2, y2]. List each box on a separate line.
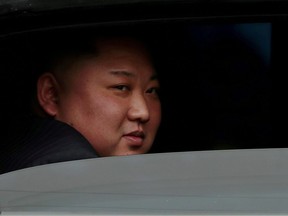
[113, 85, 130, 91]
[146, 87, 160, 96]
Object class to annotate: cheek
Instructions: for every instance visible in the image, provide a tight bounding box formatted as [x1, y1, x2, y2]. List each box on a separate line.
[95, 95, 125, 111]
[85, 95, 129, 126]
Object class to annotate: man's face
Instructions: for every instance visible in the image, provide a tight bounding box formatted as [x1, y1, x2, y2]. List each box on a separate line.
[55, 38, 161, 156]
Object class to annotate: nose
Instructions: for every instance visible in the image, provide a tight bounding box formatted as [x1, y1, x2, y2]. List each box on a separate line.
[128, 94, 150, 123]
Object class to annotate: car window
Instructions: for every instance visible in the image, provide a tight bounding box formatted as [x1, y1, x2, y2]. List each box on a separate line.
[1, 23, 273, 152]
[0, 0, 279, 171]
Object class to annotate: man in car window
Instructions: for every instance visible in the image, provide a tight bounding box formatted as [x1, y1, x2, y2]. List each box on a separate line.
[1, 29, 161, 173]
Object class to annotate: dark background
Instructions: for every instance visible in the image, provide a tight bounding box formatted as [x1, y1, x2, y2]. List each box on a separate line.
[148, 22, 272, 153]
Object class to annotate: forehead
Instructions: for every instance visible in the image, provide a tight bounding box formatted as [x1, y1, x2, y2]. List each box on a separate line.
[56, 36, 154, 78]
[67, 37, 157, 81]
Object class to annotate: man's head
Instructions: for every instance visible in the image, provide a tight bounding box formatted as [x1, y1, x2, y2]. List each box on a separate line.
[36, 35, 162, 156]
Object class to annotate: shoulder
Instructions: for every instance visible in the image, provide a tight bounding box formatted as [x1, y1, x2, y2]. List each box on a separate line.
[1, 117, 98, 174]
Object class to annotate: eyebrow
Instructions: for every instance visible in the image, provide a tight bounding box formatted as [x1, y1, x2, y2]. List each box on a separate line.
[110, 70, 135, 78]
[110, 70, 158, 81]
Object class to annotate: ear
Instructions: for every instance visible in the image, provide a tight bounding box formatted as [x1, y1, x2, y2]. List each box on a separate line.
[37, 73, 60, 117]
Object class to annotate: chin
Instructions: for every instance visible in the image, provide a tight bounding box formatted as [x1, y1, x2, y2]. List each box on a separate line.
[118, 150, 147, 156]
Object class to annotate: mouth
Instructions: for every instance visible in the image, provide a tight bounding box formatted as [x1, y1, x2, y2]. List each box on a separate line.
[123, 131, 145, 147]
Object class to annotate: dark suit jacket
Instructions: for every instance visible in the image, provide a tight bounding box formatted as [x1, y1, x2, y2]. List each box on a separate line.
[1, 117, 98, 174]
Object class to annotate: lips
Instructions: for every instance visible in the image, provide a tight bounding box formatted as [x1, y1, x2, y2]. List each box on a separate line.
[123, 131, 145, 146]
